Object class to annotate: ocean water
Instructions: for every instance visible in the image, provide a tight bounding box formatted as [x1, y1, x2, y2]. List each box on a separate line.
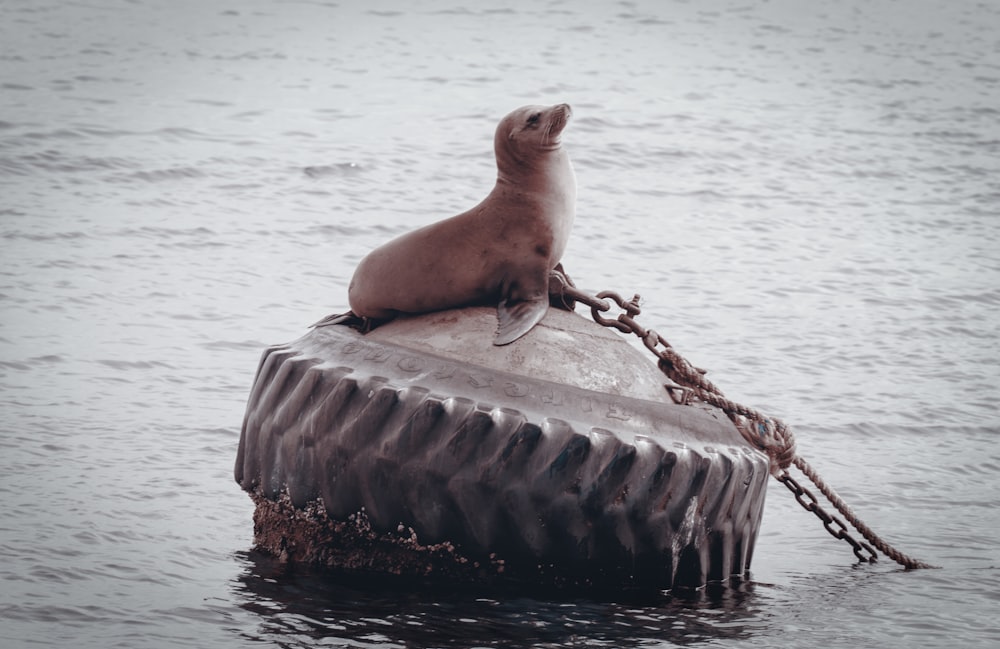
[2, 0, 998, 647]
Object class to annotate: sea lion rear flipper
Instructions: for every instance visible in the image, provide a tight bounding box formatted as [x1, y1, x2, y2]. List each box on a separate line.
[495, 296, 548, 346]
[311, 310, 384, 334]
[312, 311, 358, 328]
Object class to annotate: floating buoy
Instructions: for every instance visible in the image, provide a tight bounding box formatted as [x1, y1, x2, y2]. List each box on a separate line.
[234, 306, 770, 592]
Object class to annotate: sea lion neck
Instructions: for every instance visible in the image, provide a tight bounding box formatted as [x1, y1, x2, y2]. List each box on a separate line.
[495, 144, 569, 184]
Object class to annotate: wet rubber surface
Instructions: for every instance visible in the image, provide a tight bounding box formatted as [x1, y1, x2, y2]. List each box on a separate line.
[236, 321, 769, 591]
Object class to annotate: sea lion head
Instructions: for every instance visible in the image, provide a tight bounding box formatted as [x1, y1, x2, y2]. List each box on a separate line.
[494, 103, 573, 167]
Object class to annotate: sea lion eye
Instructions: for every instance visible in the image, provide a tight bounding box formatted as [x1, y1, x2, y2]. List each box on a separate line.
[526, 112, 541, 126]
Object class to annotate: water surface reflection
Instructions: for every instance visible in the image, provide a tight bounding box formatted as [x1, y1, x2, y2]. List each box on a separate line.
[233, 550, 772, 647]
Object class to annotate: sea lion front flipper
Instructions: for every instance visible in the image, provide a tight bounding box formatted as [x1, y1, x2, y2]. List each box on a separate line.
[495, 296, 549, 346]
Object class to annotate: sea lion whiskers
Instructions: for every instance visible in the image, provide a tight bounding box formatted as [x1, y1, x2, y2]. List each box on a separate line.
[539, 104, 571, 150]
[541, 120, 556, 148]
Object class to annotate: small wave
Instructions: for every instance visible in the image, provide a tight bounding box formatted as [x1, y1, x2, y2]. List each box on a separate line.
[188, 98, 233, 107]
[152, 127, 227, 142]
[208, 49, 288, 61]
[304, 223, 371, 237]
[96, 359, 175, 371]
[428, 7, 476, 15]
[842, 77, 926, 90]
[199, 340, 270, 352]
[22, 128, 89, 141]
[107, 166, 207, 183]
[0, 158, 40, 176]
[7, 125, 141, 142]
[14, 150, 135, 174]
[756, 23, 791, 34]
[213, 182, 263, 191]
[169, 312, 232, 322]
[228, 110, 267, 121]
[841, 421, 998, 440]
[110, 225, 218, 248]
[79, 125, 141, 139]
[30, 355, 64, 364]
[915, 129, 982, 141]
[304, 163, 363, 178]
[2, 603, 115, 624]
[2, 229, 89, 242]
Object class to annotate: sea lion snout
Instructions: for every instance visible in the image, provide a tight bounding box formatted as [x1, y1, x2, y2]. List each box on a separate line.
[547, 103, 572, 137]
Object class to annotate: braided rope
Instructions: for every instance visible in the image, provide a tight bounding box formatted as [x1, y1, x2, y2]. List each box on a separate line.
[659, 333, 933, 569]
[552, 275, 936, 570]
[793, 455, 936, 569]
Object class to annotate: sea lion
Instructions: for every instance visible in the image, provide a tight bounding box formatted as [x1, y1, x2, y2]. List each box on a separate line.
[346, 103, 576, 345]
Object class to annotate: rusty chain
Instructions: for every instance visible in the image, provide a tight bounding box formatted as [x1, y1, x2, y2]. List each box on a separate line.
[548, 269, 936, 570]
[775, 471, 877, 563]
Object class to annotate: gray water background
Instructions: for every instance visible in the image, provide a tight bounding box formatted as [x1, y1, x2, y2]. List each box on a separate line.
[2, 0, 999, 647]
